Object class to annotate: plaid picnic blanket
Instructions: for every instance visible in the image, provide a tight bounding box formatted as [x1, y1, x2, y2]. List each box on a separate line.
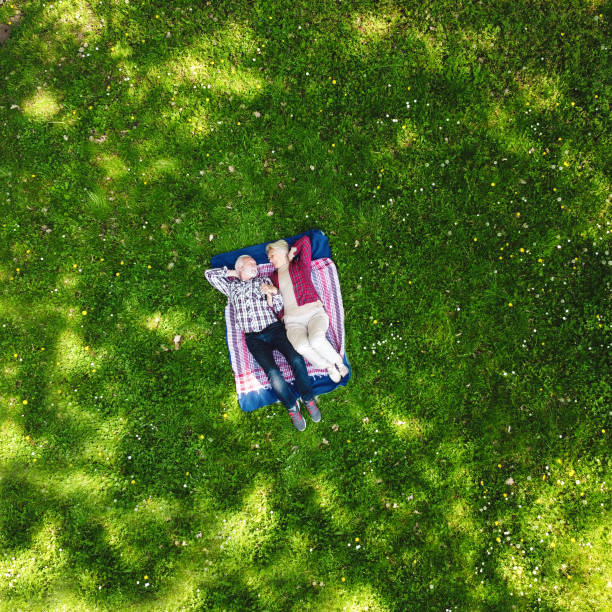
[209, 230, 351, 412]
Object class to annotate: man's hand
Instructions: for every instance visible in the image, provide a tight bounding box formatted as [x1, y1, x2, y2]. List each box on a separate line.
[288, 246, 298, 262]
[260, 283, 278, 296]
[226, 269, 240, 278]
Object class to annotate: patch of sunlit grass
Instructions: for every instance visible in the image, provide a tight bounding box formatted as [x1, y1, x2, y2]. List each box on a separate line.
[110, 41, 133, 60]
[445, 497, 476, 534]
[53, 469, 108, 507]
[353, 11, 402, 43]
[188, 107, 213, 135]
[164, 45, 264, 98]
[0, 528, 65, 600]
[484, 104, 539, 155]
[54, 329, 89, 375]
[21, 89, 61, 120]
[313, 581, 388, 611]
[553, 522, 612, 609]
[95, 153, 129, 179]
[58, 273, 79, 290]
[220, 476, 278, 561]
[0, 419, 26, 463]
[80, 417, 127, 466]
[397, 120, 419, 149]
[140, 309, 189, 343]
[222, 391, 244, 426]
[150, 157, 180, 178]
[387, 413, 430, 440]
[514, 72, 562, 112]
[2, 361, 19, 380]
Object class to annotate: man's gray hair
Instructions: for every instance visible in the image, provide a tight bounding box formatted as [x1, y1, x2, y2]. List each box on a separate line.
[235, 254, 254, 269]
[265, 239, 289, 255]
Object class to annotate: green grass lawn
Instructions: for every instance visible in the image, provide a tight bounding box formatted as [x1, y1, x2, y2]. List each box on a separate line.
[1, 0, 610, 610]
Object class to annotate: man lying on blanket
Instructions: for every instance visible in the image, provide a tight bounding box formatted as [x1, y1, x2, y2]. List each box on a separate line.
[205, 255, 319, 431]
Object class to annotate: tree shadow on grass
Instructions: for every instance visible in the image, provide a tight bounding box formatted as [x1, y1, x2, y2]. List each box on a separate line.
[1, 0, 609, 608]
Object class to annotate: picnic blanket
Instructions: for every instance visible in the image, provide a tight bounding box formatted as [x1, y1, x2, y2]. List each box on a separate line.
[209, 229, 351, 412]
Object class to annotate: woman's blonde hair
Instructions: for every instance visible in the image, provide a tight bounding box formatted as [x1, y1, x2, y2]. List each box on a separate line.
[265, 239, 289, 255]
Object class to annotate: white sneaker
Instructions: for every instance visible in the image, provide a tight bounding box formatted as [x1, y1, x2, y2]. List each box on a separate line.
[327, 366, 341, 383]
[336, 363, 349, 378]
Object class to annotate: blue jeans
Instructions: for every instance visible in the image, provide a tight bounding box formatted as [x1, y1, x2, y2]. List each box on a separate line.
[245, 321, 314, 410]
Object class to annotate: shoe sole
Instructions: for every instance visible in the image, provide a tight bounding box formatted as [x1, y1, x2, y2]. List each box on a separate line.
[291, 417, 306, 431]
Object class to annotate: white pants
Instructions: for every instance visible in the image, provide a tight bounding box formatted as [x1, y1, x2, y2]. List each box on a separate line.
[285, 305, 343, 370]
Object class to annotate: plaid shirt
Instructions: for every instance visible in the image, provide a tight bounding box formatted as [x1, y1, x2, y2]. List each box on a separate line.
[270, 235, 321, 319]
[205, 267, 284, 333]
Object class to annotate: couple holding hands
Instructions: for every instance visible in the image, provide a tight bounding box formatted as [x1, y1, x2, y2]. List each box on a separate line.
[205, 235, 348, 431]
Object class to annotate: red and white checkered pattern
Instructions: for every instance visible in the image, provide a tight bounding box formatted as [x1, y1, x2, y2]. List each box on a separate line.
[224, 258, 345, 395]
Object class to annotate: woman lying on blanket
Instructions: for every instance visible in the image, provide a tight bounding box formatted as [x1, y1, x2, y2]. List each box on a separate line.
[263, 235, 349, 383]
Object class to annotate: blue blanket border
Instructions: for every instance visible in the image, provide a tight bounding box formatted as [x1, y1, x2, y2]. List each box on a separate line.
[237, 362, 351, 412]
[210, 228, 331, 268]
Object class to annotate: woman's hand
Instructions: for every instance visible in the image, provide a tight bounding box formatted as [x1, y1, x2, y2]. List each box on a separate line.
[288, 246, 297, 262]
